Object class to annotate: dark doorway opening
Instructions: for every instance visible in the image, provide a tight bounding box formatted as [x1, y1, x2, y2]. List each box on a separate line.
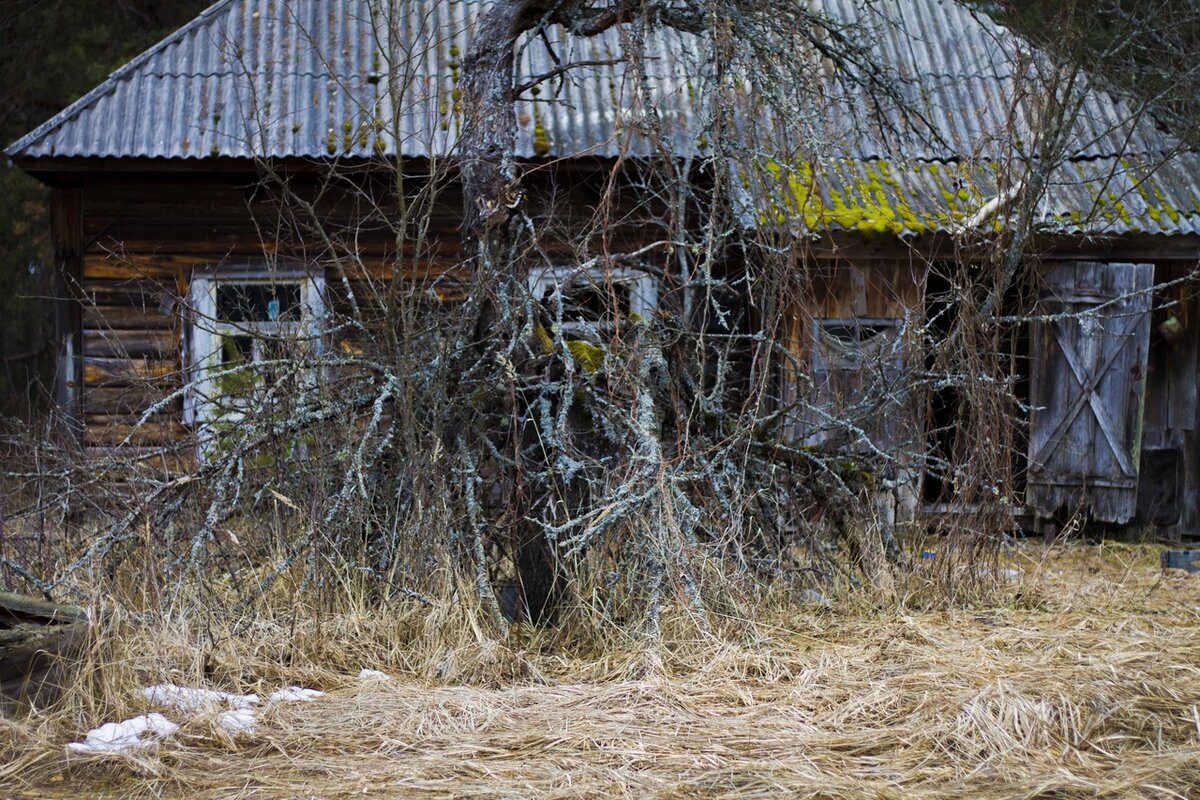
[921, 263, 1031, 506]
[922, 265, 960, 504]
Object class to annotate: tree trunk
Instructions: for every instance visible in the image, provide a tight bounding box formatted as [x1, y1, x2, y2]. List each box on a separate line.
[459, 0, 561, 624]
[459, 0, 543, 264]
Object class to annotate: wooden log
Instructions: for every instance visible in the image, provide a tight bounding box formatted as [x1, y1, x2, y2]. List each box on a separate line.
[82, 446, 196, 475]
[82, 253, 188, 280]
[83, 329, 176, 359]
[81, 385, 175, 416]
[0, 592, 88, 714]
[81, 279, 174, 306]
[83, 304, 175, 330]
[84, 415, 189, 446]
[0, 592, 84, 626]
[83, 357, 178, 388]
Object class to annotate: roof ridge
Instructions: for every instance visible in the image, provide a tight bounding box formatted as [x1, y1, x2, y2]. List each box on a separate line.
[4, 0, 237, 158]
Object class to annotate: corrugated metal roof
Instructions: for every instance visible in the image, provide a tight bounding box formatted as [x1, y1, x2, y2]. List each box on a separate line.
[5, 0, 704, 161]
[7, 0, 1200, 235]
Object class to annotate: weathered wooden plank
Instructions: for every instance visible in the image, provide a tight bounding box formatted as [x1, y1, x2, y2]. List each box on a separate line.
[81, 385, 174, 416]
[0, 592, 88, 714]
[84, 415, 188, 446]
[83, 254, 194, 280]
[0, 592, 84, 626]
[83, 329, 176, 359]
[1165, 286, 1198, 432]
[82, 446, 196, 474]
[82, 252, 465, 283]
[82, 304, 175, 330]
[804, 260, 920, 321]
[83, 357, 178, 387]
[81, 279, 176, 304]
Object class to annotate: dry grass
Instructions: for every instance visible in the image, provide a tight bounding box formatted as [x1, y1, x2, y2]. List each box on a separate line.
[3, 540, 1200, 799]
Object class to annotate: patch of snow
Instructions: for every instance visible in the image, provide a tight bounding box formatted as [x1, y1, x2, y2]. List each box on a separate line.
[217, 708, 257, 736]
[67, 713, 178, 754]
[358, 669, 390, 681]
[268, 686, 325, 703]
[142, 684, 258, 712]
[802, 589, 833, 609]
[981, 567, 1024, 580]
[107, 684, 323, 749]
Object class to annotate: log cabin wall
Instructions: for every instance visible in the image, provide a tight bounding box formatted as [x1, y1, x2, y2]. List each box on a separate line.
[62, 162, 680, 455]
[76, 171, 325, 456]
[52, 164, 1200, 539]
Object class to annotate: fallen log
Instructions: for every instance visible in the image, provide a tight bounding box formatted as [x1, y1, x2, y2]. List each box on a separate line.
[0, 591, 89, 714]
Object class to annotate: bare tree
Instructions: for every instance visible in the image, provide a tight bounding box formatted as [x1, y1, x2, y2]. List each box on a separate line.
[4, 0, 1196, 637]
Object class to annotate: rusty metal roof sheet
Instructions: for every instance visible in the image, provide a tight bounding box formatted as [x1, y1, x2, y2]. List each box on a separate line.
[7, 0, 1200, 236]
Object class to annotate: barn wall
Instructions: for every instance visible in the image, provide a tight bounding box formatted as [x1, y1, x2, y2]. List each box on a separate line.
[781, 247, 1200, 539]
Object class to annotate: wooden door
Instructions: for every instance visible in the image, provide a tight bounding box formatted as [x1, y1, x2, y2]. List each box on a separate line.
[1027, 262, 1153, 523]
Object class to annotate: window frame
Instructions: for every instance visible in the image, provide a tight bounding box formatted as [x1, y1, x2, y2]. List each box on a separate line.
[528, 266, 657, 334]
[184, 266, 326, 427]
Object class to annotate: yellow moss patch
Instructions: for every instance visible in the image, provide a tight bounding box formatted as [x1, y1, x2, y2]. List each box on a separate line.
[566, 340, 605, 375]
[757, 158, 970, 235]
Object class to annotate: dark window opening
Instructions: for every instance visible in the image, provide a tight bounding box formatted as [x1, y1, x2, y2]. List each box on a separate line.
[217, 283, 301, 323]
[545, 281, 633, 325]
[921, 264, 1030, 505]
[923, 267, 962, 503]
[1138, 448, 1181, 526]
[221, 335, 252, 366]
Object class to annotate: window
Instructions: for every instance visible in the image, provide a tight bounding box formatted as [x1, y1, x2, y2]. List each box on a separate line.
[797, 318, 905, 449]
[529, 267, 657, 333]
[185, 269, 326, 428]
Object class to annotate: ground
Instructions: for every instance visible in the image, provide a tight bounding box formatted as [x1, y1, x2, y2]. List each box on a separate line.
[2, 542, 1200, 799]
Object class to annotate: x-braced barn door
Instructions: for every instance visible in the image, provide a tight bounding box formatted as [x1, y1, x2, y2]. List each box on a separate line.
[1027, 262, 1153, 524]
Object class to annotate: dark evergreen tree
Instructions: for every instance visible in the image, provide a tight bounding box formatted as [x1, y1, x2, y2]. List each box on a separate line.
[0, 0, 211, 417]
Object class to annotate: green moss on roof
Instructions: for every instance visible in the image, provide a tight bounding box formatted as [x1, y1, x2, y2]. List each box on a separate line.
[756, 158, 973, 235]
[754, 155, 1200, 236]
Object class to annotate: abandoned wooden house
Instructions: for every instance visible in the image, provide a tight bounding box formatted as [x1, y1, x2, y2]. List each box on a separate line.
[7, 0, 1200, 538]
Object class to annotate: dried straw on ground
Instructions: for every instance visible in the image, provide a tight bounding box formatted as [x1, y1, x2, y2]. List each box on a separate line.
[2, 542, 1199, 798]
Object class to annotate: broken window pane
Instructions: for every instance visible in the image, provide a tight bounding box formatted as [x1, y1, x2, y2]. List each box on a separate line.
[216, 283, 301, 323]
